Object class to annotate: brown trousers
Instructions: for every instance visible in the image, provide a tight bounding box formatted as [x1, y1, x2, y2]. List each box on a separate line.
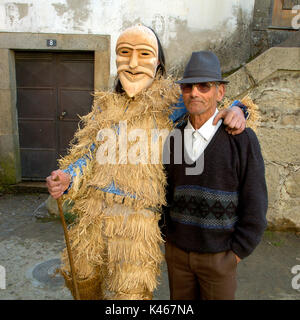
[165, 240, 237, 300]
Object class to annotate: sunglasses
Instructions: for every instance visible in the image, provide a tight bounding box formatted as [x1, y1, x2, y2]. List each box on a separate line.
[180, 82, 216, 93]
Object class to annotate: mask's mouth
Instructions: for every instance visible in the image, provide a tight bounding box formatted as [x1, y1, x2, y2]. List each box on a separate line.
[122, 70, 148, 82]
[125, 70, 144, 75]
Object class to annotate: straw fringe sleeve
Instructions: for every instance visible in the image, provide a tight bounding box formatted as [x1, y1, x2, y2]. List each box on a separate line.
[220, 95, 260, 132]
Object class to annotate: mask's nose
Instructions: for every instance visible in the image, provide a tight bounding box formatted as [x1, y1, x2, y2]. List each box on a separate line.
[129, 50, 138, 69]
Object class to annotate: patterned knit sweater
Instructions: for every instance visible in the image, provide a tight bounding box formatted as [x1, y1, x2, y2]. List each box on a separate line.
[163, 122, 268, 259]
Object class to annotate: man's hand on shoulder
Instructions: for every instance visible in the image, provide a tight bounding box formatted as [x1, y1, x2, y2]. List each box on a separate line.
[213, 106, 246, 135]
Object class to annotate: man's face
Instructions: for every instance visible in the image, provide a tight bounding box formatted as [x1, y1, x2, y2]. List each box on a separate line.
[181, 82, 225, 116]
[116, 26, 159, 97]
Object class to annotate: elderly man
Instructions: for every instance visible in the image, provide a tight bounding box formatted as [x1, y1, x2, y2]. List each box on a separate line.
[46, 26, 251, 300]
[163, 51, 268, 300]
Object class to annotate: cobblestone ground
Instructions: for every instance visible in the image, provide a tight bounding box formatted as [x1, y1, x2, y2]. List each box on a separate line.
[0, 193, 299, 300]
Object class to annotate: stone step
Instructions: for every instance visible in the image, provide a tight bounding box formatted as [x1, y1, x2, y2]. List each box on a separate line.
[9, 181, 48, 194]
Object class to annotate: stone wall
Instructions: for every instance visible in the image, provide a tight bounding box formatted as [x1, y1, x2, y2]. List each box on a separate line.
[226, 47, 300, 231]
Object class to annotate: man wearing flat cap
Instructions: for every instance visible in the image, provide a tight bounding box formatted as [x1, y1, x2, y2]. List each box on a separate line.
[163, 51, 268, 300]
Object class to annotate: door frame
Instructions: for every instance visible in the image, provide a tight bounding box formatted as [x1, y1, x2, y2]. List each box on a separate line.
[0, 32, 110, 184]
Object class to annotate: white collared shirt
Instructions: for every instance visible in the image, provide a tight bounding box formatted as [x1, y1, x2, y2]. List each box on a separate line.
[184, 109, 222, 162]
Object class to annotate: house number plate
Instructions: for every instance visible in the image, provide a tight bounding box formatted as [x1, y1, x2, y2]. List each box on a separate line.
[47, 39, 57, 47]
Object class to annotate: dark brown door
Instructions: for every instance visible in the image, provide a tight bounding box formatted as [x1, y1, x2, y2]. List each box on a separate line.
[15, 51, 94, 180]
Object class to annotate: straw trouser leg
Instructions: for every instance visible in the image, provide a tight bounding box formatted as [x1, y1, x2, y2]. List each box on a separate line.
[60, 209, 105, 300]
[102, 206, 164, 300]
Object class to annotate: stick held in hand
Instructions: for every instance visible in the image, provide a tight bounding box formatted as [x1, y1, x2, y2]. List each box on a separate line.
[55, 176, 80, 300]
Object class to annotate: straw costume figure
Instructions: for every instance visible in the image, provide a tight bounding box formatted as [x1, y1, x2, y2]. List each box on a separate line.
[46, 25, 259, 300]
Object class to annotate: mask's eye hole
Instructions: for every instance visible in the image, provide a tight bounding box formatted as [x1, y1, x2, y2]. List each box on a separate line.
[140, 50, 154, 57]
[118, 48, 132, 56]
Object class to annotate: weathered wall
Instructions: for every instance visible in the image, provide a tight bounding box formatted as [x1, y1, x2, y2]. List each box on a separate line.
[0, 0, 255, 83]
[253, 70, 300, 231]
[226, 47, 300, 231]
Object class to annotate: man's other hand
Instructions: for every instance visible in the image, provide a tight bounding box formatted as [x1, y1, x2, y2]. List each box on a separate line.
[46, 170, 71, 199]
[213, 106, 246, 135]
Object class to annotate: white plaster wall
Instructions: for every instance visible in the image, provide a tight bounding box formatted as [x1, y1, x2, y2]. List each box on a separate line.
[0, 0, 255, 78]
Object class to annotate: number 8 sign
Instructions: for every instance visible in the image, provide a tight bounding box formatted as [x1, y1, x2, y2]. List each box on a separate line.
[47, 39, 57, 47]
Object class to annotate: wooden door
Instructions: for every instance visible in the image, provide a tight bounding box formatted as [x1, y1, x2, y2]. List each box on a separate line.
[15, 51, 94, 180]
